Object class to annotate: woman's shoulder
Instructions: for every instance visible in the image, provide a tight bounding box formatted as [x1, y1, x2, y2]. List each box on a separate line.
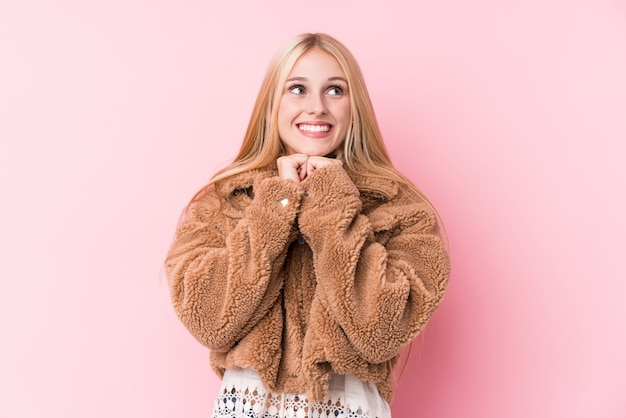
[346, 165, 429, 208]
[213, 164, 278, 199]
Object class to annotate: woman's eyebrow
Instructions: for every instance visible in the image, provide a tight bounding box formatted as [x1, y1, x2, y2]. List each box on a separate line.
[286, 76, 348, 83]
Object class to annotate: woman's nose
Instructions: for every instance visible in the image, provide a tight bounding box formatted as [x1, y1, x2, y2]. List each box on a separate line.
[305, 93, 328, 115]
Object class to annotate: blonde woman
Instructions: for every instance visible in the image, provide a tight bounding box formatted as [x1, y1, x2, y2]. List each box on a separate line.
[165, 33, 450, 418]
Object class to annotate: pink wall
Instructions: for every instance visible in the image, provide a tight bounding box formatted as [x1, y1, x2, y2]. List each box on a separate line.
[1, 1, 625, 417]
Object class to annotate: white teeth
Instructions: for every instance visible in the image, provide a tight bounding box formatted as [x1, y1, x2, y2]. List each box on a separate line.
[298, 124, 330, 133]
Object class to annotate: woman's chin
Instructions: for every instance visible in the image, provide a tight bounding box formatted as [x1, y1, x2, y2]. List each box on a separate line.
[303, 147, 340, 157]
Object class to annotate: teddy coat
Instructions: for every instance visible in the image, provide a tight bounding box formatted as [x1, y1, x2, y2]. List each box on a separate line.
[165, 163, 450, 403]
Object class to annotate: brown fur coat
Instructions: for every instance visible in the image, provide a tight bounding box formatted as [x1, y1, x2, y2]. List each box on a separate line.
[165, 163, 450, 403]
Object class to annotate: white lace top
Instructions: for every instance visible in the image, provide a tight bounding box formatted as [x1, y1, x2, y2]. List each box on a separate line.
[211, 368, 391, 418]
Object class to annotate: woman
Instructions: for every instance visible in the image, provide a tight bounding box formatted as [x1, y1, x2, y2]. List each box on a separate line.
[165, 33, 450, 418]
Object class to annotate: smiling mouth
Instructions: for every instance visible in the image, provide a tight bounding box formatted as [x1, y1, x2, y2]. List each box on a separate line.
[298, 124, 331, 133]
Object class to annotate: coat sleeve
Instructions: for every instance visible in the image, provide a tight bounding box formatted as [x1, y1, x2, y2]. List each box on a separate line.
[298, 165, 450, 363]
[165, 176, 303, 352]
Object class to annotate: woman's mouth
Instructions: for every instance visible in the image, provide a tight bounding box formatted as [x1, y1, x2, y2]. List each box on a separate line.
[298, 123, 331, 133]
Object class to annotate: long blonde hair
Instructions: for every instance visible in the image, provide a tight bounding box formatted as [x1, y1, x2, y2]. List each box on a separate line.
[192, 33, 442, 230]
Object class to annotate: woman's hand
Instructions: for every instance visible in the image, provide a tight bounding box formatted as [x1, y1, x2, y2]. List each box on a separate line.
[277, 154, 309, 183]
[277, 154, 343, 183]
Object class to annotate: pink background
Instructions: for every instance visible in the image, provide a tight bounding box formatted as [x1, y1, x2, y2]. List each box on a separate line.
[1, 1, 625, 417]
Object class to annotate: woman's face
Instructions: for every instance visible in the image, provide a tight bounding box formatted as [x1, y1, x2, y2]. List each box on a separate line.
[278, 48, 351, 157]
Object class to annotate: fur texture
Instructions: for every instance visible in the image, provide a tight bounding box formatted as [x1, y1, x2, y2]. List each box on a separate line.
[165, 163, 450, 403]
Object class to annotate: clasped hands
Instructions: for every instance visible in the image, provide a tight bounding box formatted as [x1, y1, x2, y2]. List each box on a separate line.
[277, 154, 343, 183]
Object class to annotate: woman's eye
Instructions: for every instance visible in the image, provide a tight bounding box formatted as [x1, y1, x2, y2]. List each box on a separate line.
[327, 86, 344, 96]
[288, 85, 305, 95]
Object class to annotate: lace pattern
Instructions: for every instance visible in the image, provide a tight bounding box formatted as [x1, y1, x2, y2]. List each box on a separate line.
[211, 368, 390, 418]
